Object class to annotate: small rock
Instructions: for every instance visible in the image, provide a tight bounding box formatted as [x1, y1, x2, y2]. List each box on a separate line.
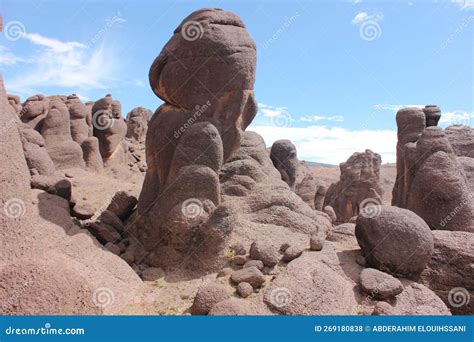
[71, 204, 95, 220]
[237, 282, 253, 298]
[232, 255, 247, 266]
[359, 268, 403, 300]
[310, 235, 324, 251]
[279, 242, 290, 253]
[105, 242, 121, 255]
[282, 246, 303, 262]
[243, 260, 264, 271]
[230, 267, 265, 288]
[141, 267, 165, 281]
[191, 283, 231, 315]
[106, 191, 137, 220]
[217, 267, 233, 278]
[231, 242, 246, 256]
[249, 240, 279, 267]
[87, 222, 121, 244]
[117, 242, 126, 253]
[64, 172, 74, 178]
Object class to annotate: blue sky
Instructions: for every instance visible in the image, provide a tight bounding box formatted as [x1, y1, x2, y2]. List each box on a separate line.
[1, 0, 472, 164]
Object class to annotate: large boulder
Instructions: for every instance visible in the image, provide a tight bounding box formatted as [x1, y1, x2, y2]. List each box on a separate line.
[270, 140, 298, 190]
[355, 206, 433, 278]
[420, 230, 474, 315]
[67, 94, 92, 144]
[19, 126, 56, 175]
[20, 94, 50, 130]
[324, 149, 383, 222]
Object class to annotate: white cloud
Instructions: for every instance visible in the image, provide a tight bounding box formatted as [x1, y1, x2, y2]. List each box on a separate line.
[258, 103, 290, 118]
[351, 11, 384, 25]
[373, 103, 424, 111]
[439, 111, 473, 127]
[0, 45, 30, 66]
[351, 0, 363, 4]
[248, 124, 397, 165]
[452, 0, 474, 10]
[4, 32, 118, 96]
[300, 115, 344, 122]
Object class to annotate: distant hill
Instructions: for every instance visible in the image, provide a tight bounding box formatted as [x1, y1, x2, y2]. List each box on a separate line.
[303, 161, 337, 168]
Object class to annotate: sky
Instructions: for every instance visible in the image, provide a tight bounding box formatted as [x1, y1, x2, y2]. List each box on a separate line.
[1, 0, 473, 164]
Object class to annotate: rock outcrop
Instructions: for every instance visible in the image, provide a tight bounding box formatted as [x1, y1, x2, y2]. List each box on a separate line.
[392, 106, 474, 232]
[126, 107, 153, 142]
[324, 150, 383, 223]
[132, 8, 258, 269]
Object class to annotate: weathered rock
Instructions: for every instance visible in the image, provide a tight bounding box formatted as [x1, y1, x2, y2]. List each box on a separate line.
[105, 242, 121, 255]
[208, 298, 255, 315]
[392, 108, 474, 233]
[355, 206, 433, 278]
[20, 126, 56, 175]
[71, 204, 95, 220]
[423, 105, 441, 127]
[67, 95, 91, 144]
[231, 242, 247, 256]
[324, 150, 383, 223]
[230, 266, 265, 288]
[133, 9, 258, 270]
[243, 259, 264, 271]
[327, 223, 356, 244]
[420, 230, 474, 315]
[282, 246, 303, 262]
[106, 191, 137, 221]
[217, 267, 233, 278]
[92, 95, 127, 163]
[323, 205, 337, 223]
[20, 94, 50, 130]
[270, 140, 298, 190]
[191, 283, 231, 315]
[314, 184, 327, 211]
[359, 268, 403, 300]
[99, 210, 125, 233]
[309, 234, 324, 251]
[8, 94, 22, 114]
[237, 282, 253, 298]
[372, 301, 395, 315]
[81, 137, 103, 173]
[249, 240, 280, 267]
[232, 255, 247, 266]
[30, 174, 72, 201]
[40, 99, 85, 170]
[126, 107, 153, 142]
[87, 222, 121, 245]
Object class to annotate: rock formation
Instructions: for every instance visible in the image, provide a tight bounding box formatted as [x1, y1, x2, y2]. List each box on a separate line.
[270, 139, 325, 210]
[324, 150, 383, 223]
[392, 106, 474, 232]
[92, 94, 128, 166]
[131, 8, 258, 268]
[126, 107, 153, 142]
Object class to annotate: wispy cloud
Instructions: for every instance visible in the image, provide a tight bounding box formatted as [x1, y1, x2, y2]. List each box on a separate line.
[373, 103, 424, 111]
[258, 103, 291, 118]
[300, 115, 344, 122]
[0, 46, 31, 65]
[3, 32, 119, 96]
[452, 0, 474, 10]
[351, 11, 384, 25]
[249, 124, 397, 164]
